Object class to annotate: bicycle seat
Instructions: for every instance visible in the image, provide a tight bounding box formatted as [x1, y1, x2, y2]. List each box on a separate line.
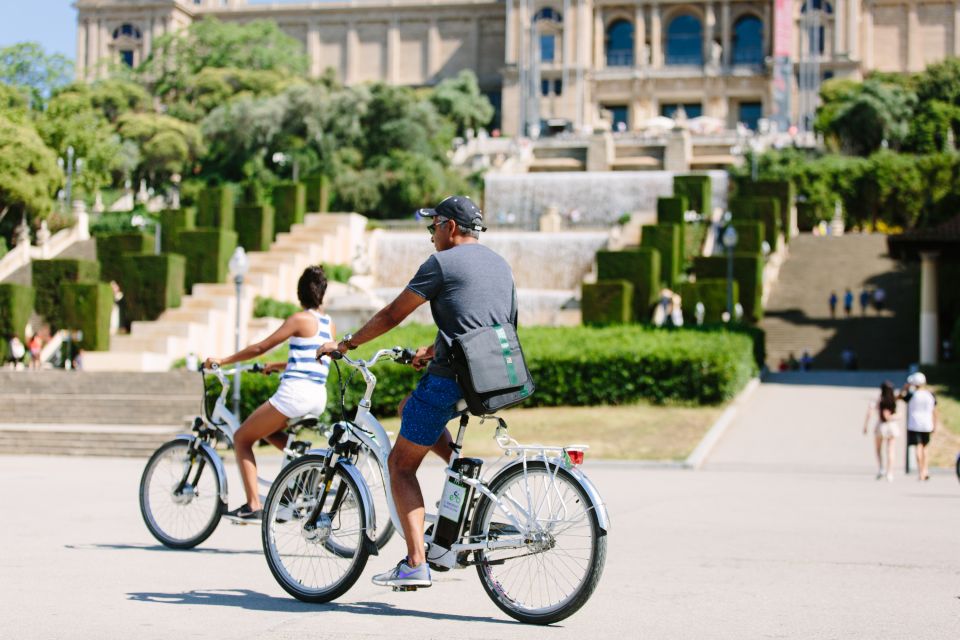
[287, 415, 319, 431]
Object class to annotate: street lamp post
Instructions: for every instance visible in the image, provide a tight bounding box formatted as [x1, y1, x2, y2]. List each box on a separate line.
[722, 224, 739, 322]
[228, 246, 249, 420]
[57, 146, 84, 214]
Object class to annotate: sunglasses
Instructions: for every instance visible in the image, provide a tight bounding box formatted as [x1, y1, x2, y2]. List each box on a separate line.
[427, 218, 451, 235]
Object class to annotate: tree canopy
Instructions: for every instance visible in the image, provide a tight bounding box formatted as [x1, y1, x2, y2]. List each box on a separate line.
[0, 42, 73, 108]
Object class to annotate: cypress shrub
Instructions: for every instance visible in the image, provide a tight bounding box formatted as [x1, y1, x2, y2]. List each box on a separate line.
[673, 174, 712, 214]
[730, 196, 781, 250]
[581, 280, 634, 325]
[0, 284, 34, 360]
[597, 248, 660, 322]
[303, 174, 331, 213]
[680, 278, 739, 325]
[729, 222, 765, 254]
[158, 207, 196, 253]
[235, 204, 275, 252]
[734, 178, 795, 241]
[177, 229, 238, 291]
[120, 254, 186, 322]
[641, 224, 682, 287]
[272, 182, 306, 235]
[32, 259, 100, 329]
[61, 282, 113, 351]
[694, 254, 764, 322]
[96, 232, 154, 283]
[197, 185, 235, 230]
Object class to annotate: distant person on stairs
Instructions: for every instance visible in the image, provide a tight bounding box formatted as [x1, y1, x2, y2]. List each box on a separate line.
[873, 287, 886, 313]
[900, 372, 939, 482]
[843, 289, 854, 317]
[829, 291, 838, 318]
[859, 288, 871, 315]
[863, 381, 899, 481]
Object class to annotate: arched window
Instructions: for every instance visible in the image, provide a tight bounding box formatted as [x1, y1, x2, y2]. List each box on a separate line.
[535, 8, 563, 64]
[666, 15, 702, 65]
[605, 19, 634, 67]
[732, 15, 763, 65]
[112, 23, 142, 40]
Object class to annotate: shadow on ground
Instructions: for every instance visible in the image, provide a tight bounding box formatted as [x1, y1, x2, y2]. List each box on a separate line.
[65, 542, 262, 556]
[762, 370, 908, 389]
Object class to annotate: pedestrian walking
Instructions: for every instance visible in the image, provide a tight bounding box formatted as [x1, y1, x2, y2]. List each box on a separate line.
[843, 288, 854, 317]
[28, 334, 42, 370]
[859, 288, 871, 315]
[873, 287, 886, 313]
[4, 334, 25, 369]
[863, 381, 899, 481]
[829, 291, 838, 318]
[900, 372, 940, 481]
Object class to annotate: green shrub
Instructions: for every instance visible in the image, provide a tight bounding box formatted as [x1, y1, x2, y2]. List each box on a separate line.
[254, 296, 300, 319]
[641, 224, 682, 286]
[730, 196, 781, 250]
[656, 196, 688, 259]
[729, 222, 765, 254]
[734, 178, 795, 241]
[89, 211, 140, 236]
[597, 248, 660, 322]
[674, 175, 712, 214]
[0, 237, 8, 259]
[272, 182, 306, 235]
[303, 174, 331, 213]
[61, 282, 113, 351]
[323, 263, 353, 284]
[235, 204, 275, 252]
[177, 229, 238, 291]
[119, 254, 186, 322]
[32, 259, 101, 329]
[0, 284, 34, 360]
[96, 232, 154, 283]
[680, 278, 739, 325]
[158, 208, 196, 253]
[694, 254, 764, 322]
[581, 280, 634, 325]
[197, 184, 235, 230]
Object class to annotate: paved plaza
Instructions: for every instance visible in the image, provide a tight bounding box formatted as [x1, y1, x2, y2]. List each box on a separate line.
[1, 371, 957, 639]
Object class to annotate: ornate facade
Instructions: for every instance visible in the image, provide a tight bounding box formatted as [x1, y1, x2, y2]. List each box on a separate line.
[76, 0, 960, 136]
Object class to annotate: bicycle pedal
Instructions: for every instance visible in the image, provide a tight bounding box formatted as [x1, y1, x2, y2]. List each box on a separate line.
[392, 586, 419, 592]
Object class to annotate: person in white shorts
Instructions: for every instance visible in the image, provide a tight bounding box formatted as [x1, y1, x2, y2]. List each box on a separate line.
[205, 265, 333, 521]
[900, 372, 940, 482]
[863, 381, 900, 481]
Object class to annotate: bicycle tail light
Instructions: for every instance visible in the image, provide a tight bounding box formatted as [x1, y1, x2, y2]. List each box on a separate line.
[564, 448, 585, 466]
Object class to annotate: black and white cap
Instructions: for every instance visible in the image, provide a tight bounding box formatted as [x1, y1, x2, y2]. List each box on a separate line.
[417, 195, 487, 232]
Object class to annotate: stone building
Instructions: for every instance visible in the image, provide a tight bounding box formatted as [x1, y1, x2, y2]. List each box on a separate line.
[75, 0, 960, 136]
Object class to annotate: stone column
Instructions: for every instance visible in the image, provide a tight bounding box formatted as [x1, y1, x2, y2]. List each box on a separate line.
[848, 0, 859, 58]
[635, 4, 646, 67]
[907, 1, 919, 71]
[762, 3, 771, 56]
[472, 17, 481, 71]
[833, 0, 842, 57]
[87, 19, 98, 80]
[703, 2, 715, 64]
[650, 3, 662, 67]
[506, 0, 517, 64]
[346, 22, 358, 83]
[428, 18, 440, 77]
[594, 7, 604, 68]
[143, 17, 152, 57]
[955, 1, 960, 56]
[100, 20, 110, 77]
[863, 1, 874, 68]
[919, 251, 939, 365]
[720, 0, 731, 67]
[76, 20, 87, 80]
[308, 20, 320, 77]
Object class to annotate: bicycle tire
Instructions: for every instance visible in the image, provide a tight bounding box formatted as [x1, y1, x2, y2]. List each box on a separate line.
[354, 447, 395, 549]
[955, 454, 960, 485]
[139, 439, 225, 549]
[470, 461, 607, 625]
[262, 454, 371, 603]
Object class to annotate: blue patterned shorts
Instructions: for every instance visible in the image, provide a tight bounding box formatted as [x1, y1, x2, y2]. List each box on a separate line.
[399, 374, 463, 447]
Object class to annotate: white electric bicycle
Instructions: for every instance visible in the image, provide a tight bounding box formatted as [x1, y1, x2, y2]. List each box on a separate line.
[260, 347, 609, 625]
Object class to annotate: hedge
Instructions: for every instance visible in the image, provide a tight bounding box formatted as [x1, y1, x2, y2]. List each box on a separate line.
[641, 224, 682, 287]
[656, 195, 688, 258]
[158, 207, 196, 253]
[680, 278, 739, 325]
[61, 282, 113, 351]
[734, 178, 795, 241]
[254, 296, 300, 319]
[235, 204, 275, 253]
[96, 232, 154, 283]
[729, 222, 765, 254]
[582, 280, 634, 326]
[597, 248, 660, 322]
[729, 196, 780, 250]
[119, 254, 186, 322]
[177, 229, 238, 291]
[0, 284, 34, 360]
[303, 174, 331, 213]
[219, 324, 758, 419]
[197, 185, 235, 230]
[272, 182, 306, 235]
[324, 263, 353, 284]
[674, 174, 712, 214]
[694, 254, 764, 322]
[32, 259, 101, 329]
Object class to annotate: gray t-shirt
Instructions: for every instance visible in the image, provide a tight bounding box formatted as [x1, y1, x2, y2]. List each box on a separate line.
[406, 243, 516, 378]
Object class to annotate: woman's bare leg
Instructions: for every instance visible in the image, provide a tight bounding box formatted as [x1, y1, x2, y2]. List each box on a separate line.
[884, 437, 895, 477]
[234, 402, 289, 510]
[874, 435, 883, 473]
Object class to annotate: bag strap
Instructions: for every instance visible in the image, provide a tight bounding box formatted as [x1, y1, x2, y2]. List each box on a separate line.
[493, 324, 520, 386]
[511, 281, 518, 327]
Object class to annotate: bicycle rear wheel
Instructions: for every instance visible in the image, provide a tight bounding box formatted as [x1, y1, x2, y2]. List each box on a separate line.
[139, 439, 225, 549]
[262, 454, 370, 603]
[470, 461, 607, 625]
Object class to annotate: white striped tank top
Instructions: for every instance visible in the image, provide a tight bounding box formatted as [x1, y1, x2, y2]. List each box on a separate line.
[281, 310, 331, 384]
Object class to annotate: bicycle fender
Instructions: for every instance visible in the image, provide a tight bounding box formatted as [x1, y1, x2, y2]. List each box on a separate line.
[336, 460, 380, 555]
[173, 434, 229, 503]
[496, 458, 610, 534]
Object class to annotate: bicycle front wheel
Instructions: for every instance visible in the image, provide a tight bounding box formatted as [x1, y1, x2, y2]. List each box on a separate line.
[139, 439, 225, 549]
[470, 461, 607, 625]
[262, 455, 370, 603]
[354, 446, 395, 549]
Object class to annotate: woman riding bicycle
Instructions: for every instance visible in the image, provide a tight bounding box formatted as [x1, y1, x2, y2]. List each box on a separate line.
[205, 265, 334, 522]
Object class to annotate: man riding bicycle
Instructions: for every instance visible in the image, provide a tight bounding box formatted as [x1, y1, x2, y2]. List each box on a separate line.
[317, 195, 515, 589]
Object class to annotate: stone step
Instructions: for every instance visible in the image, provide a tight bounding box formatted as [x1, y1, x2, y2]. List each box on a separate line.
[0, 428, 180, 457]
[0, 371, 200, 396]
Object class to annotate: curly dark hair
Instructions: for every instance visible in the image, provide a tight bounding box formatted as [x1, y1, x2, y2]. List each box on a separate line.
[297, 265, 328, 309]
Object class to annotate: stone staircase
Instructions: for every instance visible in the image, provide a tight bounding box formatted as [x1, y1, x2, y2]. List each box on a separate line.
[83, 213, 368, 371]
[0, 370, 202, 457]
[760, 233, 919, 370]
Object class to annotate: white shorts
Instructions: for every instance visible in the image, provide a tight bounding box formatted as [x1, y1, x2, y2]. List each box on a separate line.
[268, 378, 328, 418]
[875, 421, 900, 439]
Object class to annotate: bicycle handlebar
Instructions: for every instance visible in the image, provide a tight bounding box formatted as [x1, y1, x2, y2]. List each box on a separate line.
[322, 346, 416, 369]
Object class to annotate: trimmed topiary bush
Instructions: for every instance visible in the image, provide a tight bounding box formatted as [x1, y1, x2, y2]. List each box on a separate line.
[734, 178, 795, 242]
[272, 182, 306, 235]
[96, 232, 154, 283]
[729, 222, 765, 254]
[61, 282, 113, 351]
[657, 195, 688, 258]
[177, 229, 238, 291]
[694, 254, 764, 322]
[158, 207, 196, 253]
[0, 284, 34, 360]
[641, 224, 682, 287]
[197, 185, 235, 230]
[32, 259, 101, 329]
[119, 254, 186, 322]
[597, 248, 661, 322]
[730, 196, 781, 250]
[674, 174, 712, 214]
[581, 280, 634, 326]
[680, 278, 739, 325]
[235, 204, 275, 252]
[303, 174, 331, 213]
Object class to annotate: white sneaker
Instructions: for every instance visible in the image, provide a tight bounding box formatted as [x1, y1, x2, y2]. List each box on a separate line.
[372, 558, 432, 588]
[886, 473, 894, 482]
